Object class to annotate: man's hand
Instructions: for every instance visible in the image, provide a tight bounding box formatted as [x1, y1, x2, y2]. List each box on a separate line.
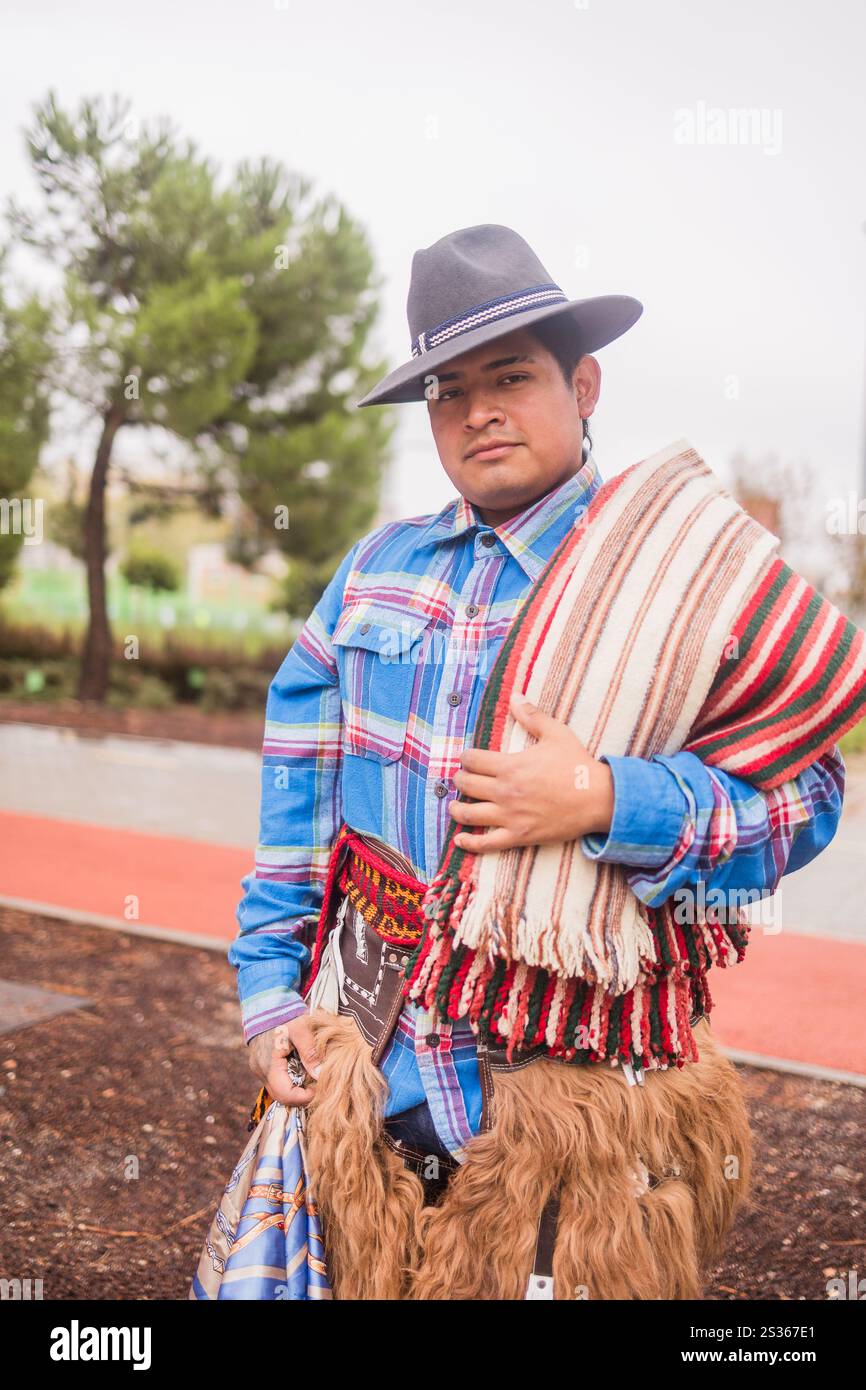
[448, 690, 614, 853]
[248, 1013, 322, 1106]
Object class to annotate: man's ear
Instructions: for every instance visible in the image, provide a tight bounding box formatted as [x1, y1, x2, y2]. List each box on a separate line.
[573, 354, 601, 419]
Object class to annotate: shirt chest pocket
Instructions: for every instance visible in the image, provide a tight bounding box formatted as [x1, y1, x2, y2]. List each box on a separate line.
[332, 604, 434, 764]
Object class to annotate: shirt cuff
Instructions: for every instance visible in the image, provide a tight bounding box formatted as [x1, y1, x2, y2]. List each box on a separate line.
[580, 754, 689, 868]
[236, 959, 309, 1044]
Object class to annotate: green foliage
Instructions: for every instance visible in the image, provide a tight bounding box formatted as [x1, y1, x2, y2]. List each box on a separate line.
[0, 656, 76, 700]
[106, 666, 177, 710]
[839, 716, 866, 758]
[4, 89, 397, 699]
[0, 614, 282, 673]
[45, 492, 89, 562]
[131, 274, 258, 435]
[197, 666, 272, 713]
[0, 277, 54, 589]
[119, 545, 181, 591]
[0, 617, 280, 712]
[0, 617, 78, 661]
[239, 405, 390, 612]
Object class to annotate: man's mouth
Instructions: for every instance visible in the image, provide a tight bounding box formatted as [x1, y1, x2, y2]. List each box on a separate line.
[466, 442, 521, 462]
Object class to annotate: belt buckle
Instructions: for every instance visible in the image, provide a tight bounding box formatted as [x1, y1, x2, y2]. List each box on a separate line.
[525, 1273, 554, 1300]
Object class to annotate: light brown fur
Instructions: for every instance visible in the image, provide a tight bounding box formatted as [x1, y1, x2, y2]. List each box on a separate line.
[303, 1009, 751, 1300]
[302, 1010, 426, 1299]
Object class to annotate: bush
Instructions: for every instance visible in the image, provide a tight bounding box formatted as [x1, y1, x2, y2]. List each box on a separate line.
[0, 616, 280, 712]
[0, 619, 78, 661]
[107, 666, 176, 710]
[0, 656, 78, 700]
[198, 666, 272, 712]
[120, 547, 181, 592]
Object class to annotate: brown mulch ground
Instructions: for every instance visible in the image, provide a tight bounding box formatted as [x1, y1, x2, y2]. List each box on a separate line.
[0, 697, 264, 751]
[1, 905, 862, 1301]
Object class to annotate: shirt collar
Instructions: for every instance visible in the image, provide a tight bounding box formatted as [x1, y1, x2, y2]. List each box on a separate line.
[415, 452, 602, 582]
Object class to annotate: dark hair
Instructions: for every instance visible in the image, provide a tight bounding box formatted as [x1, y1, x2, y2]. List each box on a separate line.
[525, 316, 592, 449]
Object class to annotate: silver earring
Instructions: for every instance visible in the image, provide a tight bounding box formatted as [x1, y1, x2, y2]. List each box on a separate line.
[581, 432, 591, 463]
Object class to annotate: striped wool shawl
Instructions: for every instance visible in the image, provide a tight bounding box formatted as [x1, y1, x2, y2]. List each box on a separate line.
[404, 439, 866, 1069]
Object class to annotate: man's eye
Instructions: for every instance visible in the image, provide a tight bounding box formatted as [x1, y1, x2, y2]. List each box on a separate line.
[434, 374, 527, 402]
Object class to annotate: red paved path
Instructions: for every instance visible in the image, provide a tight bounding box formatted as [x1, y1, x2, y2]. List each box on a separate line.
[2, 810, 865, 1077]
[0, 810, 247, 943]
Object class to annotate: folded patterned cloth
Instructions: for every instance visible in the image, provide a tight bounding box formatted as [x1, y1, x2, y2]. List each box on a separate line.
[404, 439, 866, 1069]
[190, 1097, 331, 1300]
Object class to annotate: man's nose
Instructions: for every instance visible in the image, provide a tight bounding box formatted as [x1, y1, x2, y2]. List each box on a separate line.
[463, 390, 505, 428]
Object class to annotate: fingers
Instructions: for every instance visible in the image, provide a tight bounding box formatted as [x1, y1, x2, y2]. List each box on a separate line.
[248, 1028, 280, 1080]
[448, 798, 502, 826]
[453, 826, 515, 853]
[265, 1070, 317, 1107]
[247, 1016, 323, 1109]
[269, 1024, 293, 1058]
[286, 1015, 322, 1079]
[508, 690, 562, 737]
[459, 747, 511, 775]
[451, 768, 498, 800]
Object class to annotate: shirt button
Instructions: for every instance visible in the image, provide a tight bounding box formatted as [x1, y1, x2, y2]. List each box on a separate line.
[465, 602, 479, 617]
[425, 1033, 441, 1048]
[447, 691, 462, 707]
[433, 780, 449, 797]
[359, 621, 371, 633]
[480, 532, 496, 547]
[387, 951, 400, 964]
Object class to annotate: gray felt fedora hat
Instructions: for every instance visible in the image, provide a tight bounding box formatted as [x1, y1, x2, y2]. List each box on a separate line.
[355, 223, 642, 407]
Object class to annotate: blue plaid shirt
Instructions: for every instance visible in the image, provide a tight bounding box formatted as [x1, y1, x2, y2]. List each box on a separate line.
[229, 453, 845, 1160]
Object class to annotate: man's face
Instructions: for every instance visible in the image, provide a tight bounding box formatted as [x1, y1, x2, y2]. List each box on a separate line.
[425, 325, 600, 525]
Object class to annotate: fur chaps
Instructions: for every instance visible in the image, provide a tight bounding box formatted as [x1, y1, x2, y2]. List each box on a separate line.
[301, 1008, 751, 1300]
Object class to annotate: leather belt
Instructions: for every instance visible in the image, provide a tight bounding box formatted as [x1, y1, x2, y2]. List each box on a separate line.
[525, 1192, 560, 1299]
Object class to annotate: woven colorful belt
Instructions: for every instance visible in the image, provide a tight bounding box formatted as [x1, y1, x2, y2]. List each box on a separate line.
[334, 841, 427, 949]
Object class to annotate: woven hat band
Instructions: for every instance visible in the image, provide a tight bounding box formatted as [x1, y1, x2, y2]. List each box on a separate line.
[410, 281, 568, 359]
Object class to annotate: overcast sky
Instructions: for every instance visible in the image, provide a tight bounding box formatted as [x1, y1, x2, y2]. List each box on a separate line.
[3, 0, 865, 522]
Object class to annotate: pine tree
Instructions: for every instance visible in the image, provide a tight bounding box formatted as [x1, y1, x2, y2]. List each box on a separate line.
[6, 90, 394, 700]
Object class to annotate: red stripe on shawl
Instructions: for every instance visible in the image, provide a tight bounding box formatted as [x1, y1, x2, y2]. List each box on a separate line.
[694, 561, 801, 729]
[490, 537, 579, 747]
[492, 467, 630, 739]
[708, 611, 861, 783]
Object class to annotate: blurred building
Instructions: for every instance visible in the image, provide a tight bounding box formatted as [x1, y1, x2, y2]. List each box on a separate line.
[186, 542, 287, 604]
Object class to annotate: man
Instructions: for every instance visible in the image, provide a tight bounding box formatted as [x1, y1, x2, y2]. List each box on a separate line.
[227, 225, 847, 1298]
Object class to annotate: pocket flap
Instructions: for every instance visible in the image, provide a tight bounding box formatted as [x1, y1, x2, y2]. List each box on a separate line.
[332, 606, 431, 659]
